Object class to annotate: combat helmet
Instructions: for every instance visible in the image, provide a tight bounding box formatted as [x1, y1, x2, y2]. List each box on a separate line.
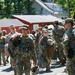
[54, 21, 59, 25]
[42, 28, 48, 33]
[2, 30, 7, 35]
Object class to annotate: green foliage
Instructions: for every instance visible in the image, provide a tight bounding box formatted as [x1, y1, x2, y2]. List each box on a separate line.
[55, 0, 75, 19]
[0, 0, 36, 19]
[0, 0, 75, 19]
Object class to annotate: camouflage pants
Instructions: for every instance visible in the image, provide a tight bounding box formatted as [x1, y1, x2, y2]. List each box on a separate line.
[57, 43, 66, 64]
[0, 50, 1, 65]
[16, 56, 31, 75]
[66, 61, 75, 75]
[1, 49, 6, 65]
[37, 50, 47, 68]
[10, 58, 16, 75]
[0, 49, 6, 65]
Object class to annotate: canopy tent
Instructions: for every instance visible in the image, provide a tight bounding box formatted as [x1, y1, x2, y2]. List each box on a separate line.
[0, 19, 24, 34]
[0, 19, 24, 27]
[12, 15, 64, 24]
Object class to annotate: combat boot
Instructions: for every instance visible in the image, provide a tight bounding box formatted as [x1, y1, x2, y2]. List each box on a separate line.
[3, 61, 6, 66]
[60, 58, 66, 66]
[31, 66, 39, 75]
[46, 67, 50, 72]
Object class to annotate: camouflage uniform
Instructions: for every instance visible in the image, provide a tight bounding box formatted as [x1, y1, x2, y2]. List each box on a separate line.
[9, 26, 37, 75]
[62, 18, 75, 75]
[53, 21, 66, 65]
[0, 32, 2, 65]
[0, 31, 6, 65]
[6, 32, 17, 68]
[38, 28, 55, 71]
[35, 27, 42, 51]
[1, 35, 6, 66]
[1, 30, 8, 65]
[7, 31, 17, 68]
[6, 25, 18, 75]
[17, 36, 36, 75]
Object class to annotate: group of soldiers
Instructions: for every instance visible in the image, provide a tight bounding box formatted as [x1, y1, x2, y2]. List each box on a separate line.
[0, 18, 75, 75]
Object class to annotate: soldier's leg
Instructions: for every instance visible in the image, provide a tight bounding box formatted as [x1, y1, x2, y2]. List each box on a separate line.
[58, 44, 66, 65]
[52, 48, 57, 60]
[55, 45, 60, 62]
[5, 48, 9, 63]
[46, 57, 51, 71]
[56, 43, 65, 65]
[12, 59, 16, 75]
[6, 55, 9, 63]
[0, 50, 1, 65]
[10, 57, 13, 68]
[24, 60, 31, 75]
[25, 70, 30, 75]
[66, 62, 75, 75]
[1, 49, 6, 66]
[16, 59, 23, 75]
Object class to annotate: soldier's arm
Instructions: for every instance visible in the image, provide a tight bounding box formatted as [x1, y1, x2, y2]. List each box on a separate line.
[62, 33, 69, 57]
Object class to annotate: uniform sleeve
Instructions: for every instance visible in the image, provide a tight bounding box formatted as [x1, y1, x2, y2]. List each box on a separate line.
[62, 33, 69, 57]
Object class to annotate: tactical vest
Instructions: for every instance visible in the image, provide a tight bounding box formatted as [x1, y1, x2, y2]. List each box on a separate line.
[20, 36, 32, 57]
[11, 35, 33, 58]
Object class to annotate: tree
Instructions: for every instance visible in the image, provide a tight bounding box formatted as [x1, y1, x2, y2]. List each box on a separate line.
[4, 0, 12, 18]
[23, 0, 36, 15]
[73, 11, 75, 19]
[0, 0, 36, 18]
[67, 0, 70, 17]
[0, 0, 5, 18]
[55, 0, 75, 18]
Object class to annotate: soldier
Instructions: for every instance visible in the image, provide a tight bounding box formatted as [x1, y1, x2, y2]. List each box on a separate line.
[9, 25, 37, 75]
[34, 27, 43, 60]
[62, 18, 75, 75]
[38, 28, 55, 71]
[53, 21, 66, 65]
[35, 27, 42, 51]
[0, 31, 7, 66]
[3, 30, 9, 63]
[0, 31, 2, 65]
[1, 30, 7, 66]
[47, 25, 57, 60]
[6, 25, 18, 75]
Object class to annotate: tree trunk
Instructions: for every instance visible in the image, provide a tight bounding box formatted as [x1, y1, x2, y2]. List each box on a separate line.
[67, 0, 70, 18]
